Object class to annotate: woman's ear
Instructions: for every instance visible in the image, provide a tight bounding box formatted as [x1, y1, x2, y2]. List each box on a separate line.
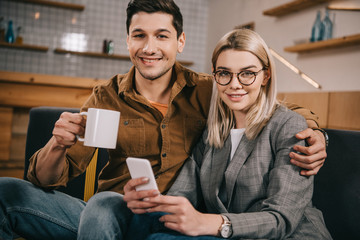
[211, 67, 216, 79]
[261, 69, 270, 86]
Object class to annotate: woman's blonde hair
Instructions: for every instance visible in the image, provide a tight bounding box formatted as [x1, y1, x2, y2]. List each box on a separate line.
[207, 28, 278, 148]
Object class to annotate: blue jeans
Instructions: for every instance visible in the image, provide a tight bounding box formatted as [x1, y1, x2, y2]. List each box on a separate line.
[0, 177, 133, 240]
[146, 234, 222, 240]
[78, 190, 133, 240]
[0, 177, 220, 240]
[0, 177, 85, 240]
[127, 212, 223, 240]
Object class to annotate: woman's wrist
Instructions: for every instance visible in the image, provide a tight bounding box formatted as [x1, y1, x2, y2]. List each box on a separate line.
[198, 214, 223, 236]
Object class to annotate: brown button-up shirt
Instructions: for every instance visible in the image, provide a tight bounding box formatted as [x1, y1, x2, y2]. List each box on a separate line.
[28, 62, 213, 194]
[28, 62, 319, 194]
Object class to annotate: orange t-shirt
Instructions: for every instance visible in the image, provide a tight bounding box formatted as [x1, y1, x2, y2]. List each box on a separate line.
[149, 100, 168, 117]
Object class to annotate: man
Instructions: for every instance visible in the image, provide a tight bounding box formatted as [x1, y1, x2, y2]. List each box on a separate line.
[0, 0, 327, 239]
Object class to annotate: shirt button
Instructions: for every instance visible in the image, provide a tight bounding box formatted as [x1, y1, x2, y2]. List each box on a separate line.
[124, 121, 129, 125]
[162, 153, 167, 157]
[161, 124, 166, 129]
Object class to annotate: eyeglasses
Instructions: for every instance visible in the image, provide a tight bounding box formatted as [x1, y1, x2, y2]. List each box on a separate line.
[213, 68, 265, 86]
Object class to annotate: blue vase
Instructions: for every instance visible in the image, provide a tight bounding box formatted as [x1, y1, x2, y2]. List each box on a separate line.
[322, 10, 333, 40]
[5, 20, 15, 43]
[310, 11, 323, 42]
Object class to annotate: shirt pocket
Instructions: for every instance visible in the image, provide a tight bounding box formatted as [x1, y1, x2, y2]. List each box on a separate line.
[118, 118, 145, 155]
[184, 117, 206, 154]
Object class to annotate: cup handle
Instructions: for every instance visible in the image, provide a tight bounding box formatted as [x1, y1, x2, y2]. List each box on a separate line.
[76, 112, 87, 142]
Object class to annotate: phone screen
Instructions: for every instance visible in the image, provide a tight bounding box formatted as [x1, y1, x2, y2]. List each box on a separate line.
[126, 157, 159, 191]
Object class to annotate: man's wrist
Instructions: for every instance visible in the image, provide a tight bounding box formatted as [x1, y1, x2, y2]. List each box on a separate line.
[313, 128, 329, 148]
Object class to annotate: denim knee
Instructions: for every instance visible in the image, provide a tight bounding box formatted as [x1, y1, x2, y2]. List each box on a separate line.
[84, 191, 129, 216]
[78, 191, 133, 240]
[0, 177, 84, 240]
[0, 177, 32, 204]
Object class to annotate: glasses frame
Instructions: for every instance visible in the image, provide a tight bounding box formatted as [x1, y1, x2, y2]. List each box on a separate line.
[213, 68, 265, 86]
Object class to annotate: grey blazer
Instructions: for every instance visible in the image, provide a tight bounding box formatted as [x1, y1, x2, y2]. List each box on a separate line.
[168, 106, 332, 240]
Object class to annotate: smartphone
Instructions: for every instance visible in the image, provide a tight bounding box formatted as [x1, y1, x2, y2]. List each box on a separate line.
[126, 157, 159, 191]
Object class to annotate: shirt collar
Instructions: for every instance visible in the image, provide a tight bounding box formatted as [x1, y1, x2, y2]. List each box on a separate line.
[116, 61, 196, 96]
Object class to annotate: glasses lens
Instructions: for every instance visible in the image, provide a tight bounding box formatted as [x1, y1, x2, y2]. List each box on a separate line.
[239, 71, 255, 85]
[215, 71, 231, 85]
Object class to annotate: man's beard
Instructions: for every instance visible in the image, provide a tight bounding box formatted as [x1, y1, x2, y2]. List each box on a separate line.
[137, 65, 172, 81]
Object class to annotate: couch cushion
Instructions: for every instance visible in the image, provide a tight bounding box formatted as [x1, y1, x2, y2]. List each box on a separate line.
[313, 129, 360, 240]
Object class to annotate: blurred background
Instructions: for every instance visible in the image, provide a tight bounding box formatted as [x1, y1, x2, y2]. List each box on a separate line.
[0, 0, 359, 177]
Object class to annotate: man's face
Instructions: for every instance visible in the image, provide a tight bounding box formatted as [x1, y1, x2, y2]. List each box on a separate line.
[127, 12, 185, 81]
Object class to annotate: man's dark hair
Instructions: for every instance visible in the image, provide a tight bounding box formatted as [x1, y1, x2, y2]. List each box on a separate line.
[126, 0, 183, 39]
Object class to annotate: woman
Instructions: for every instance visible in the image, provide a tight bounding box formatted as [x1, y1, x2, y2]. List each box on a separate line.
[124, 29, 332, 239]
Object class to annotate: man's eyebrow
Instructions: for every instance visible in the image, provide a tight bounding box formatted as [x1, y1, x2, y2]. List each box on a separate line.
[130, 28, 172, 34]
[156, 28, 171, 34]
[130, 28, 144, 34]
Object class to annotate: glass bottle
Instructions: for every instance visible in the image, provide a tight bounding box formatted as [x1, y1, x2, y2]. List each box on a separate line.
[310, 11, 323, 42]
[107, 40, 114, 55]
[15, 26, 23, 44]
[322, 9, 333, 40]
[5, 20, 15, 43]
[103, 39, 108, 53]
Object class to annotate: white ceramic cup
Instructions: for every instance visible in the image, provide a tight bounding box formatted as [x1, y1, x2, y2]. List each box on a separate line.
[77, 108, 120, 149]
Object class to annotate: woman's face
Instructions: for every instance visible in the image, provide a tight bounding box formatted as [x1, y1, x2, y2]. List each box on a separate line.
[214, 49, 269, 117]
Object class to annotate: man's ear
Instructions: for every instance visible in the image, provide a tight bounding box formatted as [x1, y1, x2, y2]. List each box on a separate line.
[177, 32, 185, 53]
[262, 69, 271, 86]
[126, 35, 129, 50]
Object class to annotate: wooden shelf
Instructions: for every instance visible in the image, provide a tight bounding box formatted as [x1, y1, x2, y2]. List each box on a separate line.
[327, 0, 360, 11]
[284, 33, 360, 53]
[54, 48, 194, 66]
[263, 0, 331, 17]
[12, 0, 85, 11]
[0, 42, 49, 52]
[54, 48, 130, 60]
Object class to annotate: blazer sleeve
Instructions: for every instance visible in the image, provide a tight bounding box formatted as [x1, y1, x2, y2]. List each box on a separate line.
[225, 111, 312, 239]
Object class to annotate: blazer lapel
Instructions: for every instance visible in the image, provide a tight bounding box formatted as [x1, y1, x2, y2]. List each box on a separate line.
[225, 135, 256, 208]
[202, 137, 231, 212]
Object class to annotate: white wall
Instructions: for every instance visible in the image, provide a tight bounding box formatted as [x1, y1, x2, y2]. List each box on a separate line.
[0, 0, 209, 79]
[206, 0, 360, 92]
